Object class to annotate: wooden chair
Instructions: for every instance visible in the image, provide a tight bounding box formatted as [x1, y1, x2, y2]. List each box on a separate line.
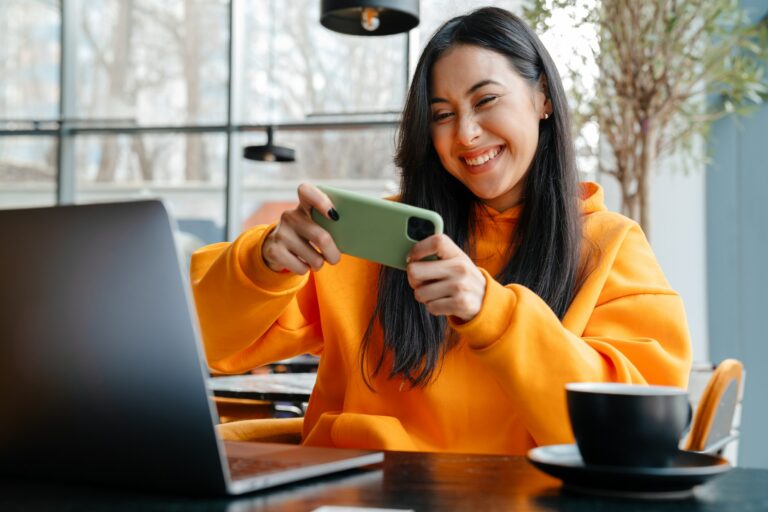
[214, 397, 275, 424]
[213, 363, 311, 444]
[215, 359, 747, 452]
[216, 417, 304, 444]
[684, 359, 745, 458]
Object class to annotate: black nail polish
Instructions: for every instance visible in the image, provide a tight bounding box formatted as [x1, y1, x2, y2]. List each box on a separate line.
[328, 208, 339, 221]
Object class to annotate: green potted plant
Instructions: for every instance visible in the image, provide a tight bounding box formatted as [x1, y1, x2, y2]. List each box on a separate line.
[525, 0, 767, 238]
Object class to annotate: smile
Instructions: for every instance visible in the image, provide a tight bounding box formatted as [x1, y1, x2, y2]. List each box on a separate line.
[461, 146, 503, 167]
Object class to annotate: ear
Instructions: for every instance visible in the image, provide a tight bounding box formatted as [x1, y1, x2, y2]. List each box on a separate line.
[538, 74, 553, 119]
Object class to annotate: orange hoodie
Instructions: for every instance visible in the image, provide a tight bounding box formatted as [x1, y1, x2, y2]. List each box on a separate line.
[190, 182, 692, 454]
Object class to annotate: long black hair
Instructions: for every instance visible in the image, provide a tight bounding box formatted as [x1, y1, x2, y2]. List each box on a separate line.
[361, 7, 583, 388]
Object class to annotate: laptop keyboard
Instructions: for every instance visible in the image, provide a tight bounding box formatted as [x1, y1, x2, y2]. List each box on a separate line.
[228, 456, 308, 479]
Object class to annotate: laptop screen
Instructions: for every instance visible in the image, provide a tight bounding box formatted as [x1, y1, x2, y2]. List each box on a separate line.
[0, 201, 228, 494]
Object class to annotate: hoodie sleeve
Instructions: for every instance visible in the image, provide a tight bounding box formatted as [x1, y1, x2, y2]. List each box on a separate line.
[190, 225, 324, 373]
[449, 214, 692, 447]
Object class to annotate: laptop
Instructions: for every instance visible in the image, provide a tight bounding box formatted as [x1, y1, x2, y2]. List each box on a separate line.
[0, 200, 383, 495]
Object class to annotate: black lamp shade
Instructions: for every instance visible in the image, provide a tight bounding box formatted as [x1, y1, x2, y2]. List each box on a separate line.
[321, 0, 419, 36]
[243, 126, 296, 163]
[243, 144, 295, 162]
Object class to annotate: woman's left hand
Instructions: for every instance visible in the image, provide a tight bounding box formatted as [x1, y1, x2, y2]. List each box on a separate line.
[406, 234, 487, 322]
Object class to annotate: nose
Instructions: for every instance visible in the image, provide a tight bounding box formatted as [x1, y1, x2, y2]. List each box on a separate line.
[456, 114, 481, 147]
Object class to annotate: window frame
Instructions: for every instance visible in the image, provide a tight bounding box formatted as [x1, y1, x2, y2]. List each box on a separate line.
[0, 0, 413, 240]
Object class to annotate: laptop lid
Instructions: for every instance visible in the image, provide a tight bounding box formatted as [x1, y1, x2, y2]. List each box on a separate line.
[0, 200, 229, 494]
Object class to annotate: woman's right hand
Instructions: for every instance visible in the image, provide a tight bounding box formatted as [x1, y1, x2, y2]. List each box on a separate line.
[261, 183, 342, 275]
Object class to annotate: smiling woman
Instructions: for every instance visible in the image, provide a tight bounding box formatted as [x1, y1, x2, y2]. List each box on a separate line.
[190, 7, 692, 456]
[429, 45, 551, 212]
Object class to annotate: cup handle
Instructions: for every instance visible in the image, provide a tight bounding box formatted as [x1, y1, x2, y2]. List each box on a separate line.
[684, 400, 693, 433]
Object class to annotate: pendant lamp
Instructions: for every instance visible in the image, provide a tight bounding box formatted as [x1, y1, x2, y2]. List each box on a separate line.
[320, 0, 419, 36]
[243, 126, 295, 162]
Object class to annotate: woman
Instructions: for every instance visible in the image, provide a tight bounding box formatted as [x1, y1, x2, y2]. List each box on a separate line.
[191, 7, 691, 454]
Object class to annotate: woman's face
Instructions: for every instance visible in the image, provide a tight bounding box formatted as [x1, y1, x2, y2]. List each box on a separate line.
[429, 44, 550, 212]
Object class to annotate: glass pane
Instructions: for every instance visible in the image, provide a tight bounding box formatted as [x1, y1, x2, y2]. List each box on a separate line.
[74, 133, 227, 244]
[240, 0, 407, 123]
[418, 0, 523, 49]
[74, 0, 229, 126]
[237, 127, 399, 231]
[0, 1, 60, 119]
[0, 137, 57, 209]
[240, 127, 398, 182]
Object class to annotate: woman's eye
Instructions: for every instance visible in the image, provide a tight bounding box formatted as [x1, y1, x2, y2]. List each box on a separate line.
[432, 112, 453, 123]
[476, 96, 498, 108]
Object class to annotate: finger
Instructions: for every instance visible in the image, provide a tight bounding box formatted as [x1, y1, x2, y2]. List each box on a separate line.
[422, 297, 455, 317]
[281, 255, 311, 275]
[279, 208, 341, 265]
[412, 279, 455, 305]
[408, 257, 467, 285]
[293, 220, 342, 265]
[408, 234, 459, 263]
[422, 297, 467, 318]
[297, 183, 338, 221]
[423, 294, 480, 321]
[271, 224, 327, 271]
[405, 266, 424, 290]
[265, 241, 311, 275]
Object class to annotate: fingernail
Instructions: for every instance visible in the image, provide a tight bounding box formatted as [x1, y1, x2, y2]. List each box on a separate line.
[328, 208, 339, 221]
[405, 255, 411, 263]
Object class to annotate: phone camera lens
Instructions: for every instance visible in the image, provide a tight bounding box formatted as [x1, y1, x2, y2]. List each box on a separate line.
[407, 217, 436, 241]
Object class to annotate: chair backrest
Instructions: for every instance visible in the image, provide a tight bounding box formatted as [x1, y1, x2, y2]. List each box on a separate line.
[685, 359, 745, 455]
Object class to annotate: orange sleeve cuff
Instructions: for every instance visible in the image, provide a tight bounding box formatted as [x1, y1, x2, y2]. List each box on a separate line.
[450, 268, 517, 349]
[235, 224, 308, 293]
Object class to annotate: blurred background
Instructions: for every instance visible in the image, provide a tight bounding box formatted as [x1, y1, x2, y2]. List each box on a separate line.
[1, 0, 766, 467]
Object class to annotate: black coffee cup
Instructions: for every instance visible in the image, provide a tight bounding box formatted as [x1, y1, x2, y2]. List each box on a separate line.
[566, 383, 692, 468]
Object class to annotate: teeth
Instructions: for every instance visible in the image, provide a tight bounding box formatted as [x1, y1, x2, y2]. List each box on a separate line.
[464, 147, 501, 166]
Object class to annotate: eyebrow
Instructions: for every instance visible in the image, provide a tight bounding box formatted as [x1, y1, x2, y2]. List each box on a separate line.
[430, 79, 502, 104]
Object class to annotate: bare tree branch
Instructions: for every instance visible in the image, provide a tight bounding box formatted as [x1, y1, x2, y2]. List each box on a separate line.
[526, 0, 767, 238]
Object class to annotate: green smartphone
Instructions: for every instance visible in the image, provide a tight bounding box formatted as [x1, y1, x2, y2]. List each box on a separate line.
[310, 185, 444, 270]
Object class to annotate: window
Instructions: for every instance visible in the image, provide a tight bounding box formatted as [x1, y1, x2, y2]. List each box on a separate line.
[240, 0, 407, 122]
[0, 136, 57, 208]
[239, 126, 399, 227]
[418, 0, 523, 49]
[234, 0, 406, 233]
[75, 0, 229, 125]
[74, 133, 226, 237]
[0, 1, 60, 208]
[0, 1, 60, 119]
[5, 1, 578, 242]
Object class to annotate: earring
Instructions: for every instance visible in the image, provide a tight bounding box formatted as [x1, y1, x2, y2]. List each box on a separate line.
[543, 113, 550, 120]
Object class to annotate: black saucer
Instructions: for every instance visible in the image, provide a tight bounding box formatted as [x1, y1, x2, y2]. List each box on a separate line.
[527, 444, 731, 499]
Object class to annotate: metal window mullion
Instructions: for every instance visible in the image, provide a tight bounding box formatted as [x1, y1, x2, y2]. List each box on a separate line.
[69, 125, 230, 135]
[1, 119, 401, 138]
[407, 25, 419, 87]
[57, 0, 78, 205]
[225, 0, 244, 241]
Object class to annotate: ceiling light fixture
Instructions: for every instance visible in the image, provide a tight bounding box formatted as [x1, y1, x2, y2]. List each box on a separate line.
[320, 0, 419, 36]
[243, 126, 295, 163]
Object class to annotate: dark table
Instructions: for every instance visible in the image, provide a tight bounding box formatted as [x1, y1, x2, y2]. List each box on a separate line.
[2, 451, 767, 511]
[208, 373, 317, 403]
[268, 354, 320, 373]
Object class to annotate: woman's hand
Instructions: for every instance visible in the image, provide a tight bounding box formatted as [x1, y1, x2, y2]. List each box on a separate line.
[406, 234, 487, 322]
[261, 183, 341, 275]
